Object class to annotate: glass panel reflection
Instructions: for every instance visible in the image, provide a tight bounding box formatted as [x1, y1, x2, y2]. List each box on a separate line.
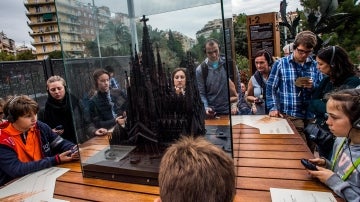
[55, 0, 232, 185]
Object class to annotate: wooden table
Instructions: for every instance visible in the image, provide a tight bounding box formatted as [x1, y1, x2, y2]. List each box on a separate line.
[54, 116, 343, 201]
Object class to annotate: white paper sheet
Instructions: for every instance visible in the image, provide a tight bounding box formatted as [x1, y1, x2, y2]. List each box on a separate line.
[232, 115, 294, 134]
[0, 167, 70, 202]
[270, 188, 337, 202]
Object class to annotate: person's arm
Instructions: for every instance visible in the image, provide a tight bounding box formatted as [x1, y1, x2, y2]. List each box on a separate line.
[195, 64, 209, 109]
[246, 78, 257, 103]
[266, 60, 281, 113]
[326, 174, 360, 201]
[0, 144, 58, 180]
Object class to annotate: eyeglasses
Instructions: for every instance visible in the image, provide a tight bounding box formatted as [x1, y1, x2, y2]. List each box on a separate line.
[296, 48, 312, 55]
[206, 49, 219, 55]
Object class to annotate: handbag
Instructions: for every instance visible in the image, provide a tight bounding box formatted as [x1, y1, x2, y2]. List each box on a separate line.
[304, 122, 335, 153]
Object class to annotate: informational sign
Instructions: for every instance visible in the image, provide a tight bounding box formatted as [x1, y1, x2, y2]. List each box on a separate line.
[246, 12, 280, 74]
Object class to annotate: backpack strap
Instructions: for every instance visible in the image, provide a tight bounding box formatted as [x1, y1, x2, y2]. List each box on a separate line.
[342, 157, 360, 181]
[201, 62, 209, 94]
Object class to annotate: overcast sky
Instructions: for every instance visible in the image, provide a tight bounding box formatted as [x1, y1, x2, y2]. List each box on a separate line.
[0, 0, 301, 48]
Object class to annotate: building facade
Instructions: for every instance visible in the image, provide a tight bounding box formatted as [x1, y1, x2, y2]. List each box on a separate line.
[24, 0, 111, 60]
[0, 31, 16, 55]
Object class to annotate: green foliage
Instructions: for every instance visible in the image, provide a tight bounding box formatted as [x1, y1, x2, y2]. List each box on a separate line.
[0, 51, 16, 61]
[167, 30, 185, 62]
[236, 54, 250, 84]
[233, 14, 248, 57]
[300, 0, 360, 63]
[16, 50, 36, 60]
[47, 50, 63, 59]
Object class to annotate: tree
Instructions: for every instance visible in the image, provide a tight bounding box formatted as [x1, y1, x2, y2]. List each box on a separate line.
[167, 30, 185, 61]
[300, 0, 360, 63]
[233, 14, 248, 58]
[16, 50, 36, 60]
[47, 50, 63, 59]
[0, 51, 15, 61]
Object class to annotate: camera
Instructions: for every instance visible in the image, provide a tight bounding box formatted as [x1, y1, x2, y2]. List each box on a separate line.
[254, 97, 264, 104]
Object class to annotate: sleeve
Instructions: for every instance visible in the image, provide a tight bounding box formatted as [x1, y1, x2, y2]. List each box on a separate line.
[88, 97, 116, 129]
[196, 64, 208, 109]
[266, 60, 281, 112]
[326, 174, 360, 202]
[38, 121, 74, 153]
[0, 144, 57, 180]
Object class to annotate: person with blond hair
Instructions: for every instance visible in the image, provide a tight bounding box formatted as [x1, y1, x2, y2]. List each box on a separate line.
[155, 136, 235, 202]
[38, 75, 85, 143]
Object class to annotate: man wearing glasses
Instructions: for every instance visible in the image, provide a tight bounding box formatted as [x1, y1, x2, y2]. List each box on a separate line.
[266, 31, 323, 147]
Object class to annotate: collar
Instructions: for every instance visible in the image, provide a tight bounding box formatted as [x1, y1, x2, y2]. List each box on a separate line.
[4, 123, 36, 137]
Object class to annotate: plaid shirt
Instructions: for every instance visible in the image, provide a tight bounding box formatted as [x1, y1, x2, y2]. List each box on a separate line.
[266, 54, 323, 119]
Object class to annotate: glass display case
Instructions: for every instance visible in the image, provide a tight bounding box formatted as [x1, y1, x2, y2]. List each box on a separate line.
[55, 0, 234, 185]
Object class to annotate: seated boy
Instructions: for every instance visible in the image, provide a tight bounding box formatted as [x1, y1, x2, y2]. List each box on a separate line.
[0, 95, 79, 186]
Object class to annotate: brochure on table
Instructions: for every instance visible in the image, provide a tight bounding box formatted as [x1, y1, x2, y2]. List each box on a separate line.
[0, 167, 69, 202]
[232, 115, 294, 134]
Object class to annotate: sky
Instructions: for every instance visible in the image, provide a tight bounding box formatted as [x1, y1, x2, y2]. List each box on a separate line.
[0, 0, 301, 48]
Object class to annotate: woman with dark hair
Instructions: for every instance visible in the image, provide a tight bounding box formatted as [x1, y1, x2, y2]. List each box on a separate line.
[308, 45, 360, 159]
[172, 68, 186, 95]
[246, 49, 273, 114]
[88, 69, 127, 136]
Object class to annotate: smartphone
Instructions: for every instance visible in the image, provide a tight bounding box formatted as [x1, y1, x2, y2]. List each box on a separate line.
[55, 125, 63, 130]
[300, 158, 318, 171]
[70, 145, 78, 155]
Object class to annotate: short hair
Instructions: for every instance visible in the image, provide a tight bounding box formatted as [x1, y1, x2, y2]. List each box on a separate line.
[293, 30, 317, 49]
[158, 136, 236, 202]
[204, 38, 221, 53]
[4, 95, 39, 123]
[46, 75, 66, 89]
[316, 45, 356, 86]
[92, 68, 110, 89]
[325, 88, 360, 125]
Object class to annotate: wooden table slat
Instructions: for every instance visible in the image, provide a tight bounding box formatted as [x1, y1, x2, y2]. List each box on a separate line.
[51, 116, 343, 201]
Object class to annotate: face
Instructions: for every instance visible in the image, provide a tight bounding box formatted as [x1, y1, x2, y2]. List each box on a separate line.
[173, 70, 186, 88]
[97, 73, 110, 92]
[254, 55, 269, 73]
[241, 83, 246, 93]
[316, 57, 331, 75]
[48, 81, 66, 101]
[294, 44, 313, 63]
[205, 43, 220, 62]
[326, 99, 352, 136]
[13, 112, 37, 132]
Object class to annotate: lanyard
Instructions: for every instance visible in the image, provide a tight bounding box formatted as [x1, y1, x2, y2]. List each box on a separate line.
[331, 138, 360, 181]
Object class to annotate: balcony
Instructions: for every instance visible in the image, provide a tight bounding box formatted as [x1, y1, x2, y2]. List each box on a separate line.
[24, 0, 54, 9]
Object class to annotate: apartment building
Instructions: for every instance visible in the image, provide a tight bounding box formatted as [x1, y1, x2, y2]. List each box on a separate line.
[24, 0, 109, 60]
[0, 31, 16, 55]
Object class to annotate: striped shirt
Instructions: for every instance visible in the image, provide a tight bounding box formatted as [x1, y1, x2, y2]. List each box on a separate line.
[266, 54, 323, 119]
